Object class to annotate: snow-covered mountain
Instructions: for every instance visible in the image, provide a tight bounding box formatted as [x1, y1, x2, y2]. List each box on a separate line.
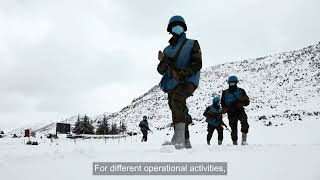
[104, 42, 320, 133]
[103, 43, 320, 131]
[11, 42, 320, 135]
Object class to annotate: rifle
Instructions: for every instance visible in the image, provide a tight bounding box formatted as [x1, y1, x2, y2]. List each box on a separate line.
[222, 124, 232, 132]
[219, 118, 232, 132]
[148, 128, 153, 133]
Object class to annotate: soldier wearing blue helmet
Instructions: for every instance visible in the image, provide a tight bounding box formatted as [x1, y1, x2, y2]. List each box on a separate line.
[203, 96, 225, 145]
[158, 15, 202, 149]
[221, 76, 250, 145]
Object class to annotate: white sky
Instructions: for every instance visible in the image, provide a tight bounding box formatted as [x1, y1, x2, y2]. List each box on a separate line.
[1, 0, 320, 130]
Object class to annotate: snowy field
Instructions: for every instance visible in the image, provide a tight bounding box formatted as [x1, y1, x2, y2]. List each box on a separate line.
[1, 118, 320, 180]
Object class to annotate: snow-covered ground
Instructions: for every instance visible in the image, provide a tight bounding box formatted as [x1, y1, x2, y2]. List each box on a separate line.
[1, 116, 319, 180]
[2, 43, 320, 180]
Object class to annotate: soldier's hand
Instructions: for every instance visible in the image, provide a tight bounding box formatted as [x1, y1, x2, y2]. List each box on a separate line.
[172, 70, 182, 81]
[235, 102, 243, 109]
[158, 61, 169, 71]
[178, 68, 193, 78]
[158, 58, 172, 72]
[222, 108, 228, 114]
[158, 51, 166, 61]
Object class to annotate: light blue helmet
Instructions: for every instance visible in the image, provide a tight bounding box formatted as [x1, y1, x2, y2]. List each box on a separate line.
[167, 15, 187, 32]
[212, 96, 220, 104]
[227, 75, 239, 83]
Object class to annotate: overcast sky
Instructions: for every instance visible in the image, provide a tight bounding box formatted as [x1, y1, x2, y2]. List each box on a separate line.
[0, 0, 319, 130]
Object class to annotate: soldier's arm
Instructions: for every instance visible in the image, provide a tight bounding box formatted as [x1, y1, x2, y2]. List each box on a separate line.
[221, 91, 226, 109]
[239, 89, 250, 106]
[204, 107, 221, 118]
[157, 59, 170, 75]
[207, 111, 221, 118]
[190, 40, 202, 72]
[203, 107, 210, 117]
[221, 91, 229, 113]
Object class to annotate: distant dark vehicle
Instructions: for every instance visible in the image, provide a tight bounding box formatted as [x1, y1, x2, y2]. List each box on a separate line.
[127, 132, 138, 136]
[0, 131, 4, 134]
[26, 141, 39, 145]
[0, 134, 3, 138]
[46, 134, 58, 139]
[56, 123, 71, 134]
[66, 134, 85, 139]
[66, 134, 75, 139]
[127, 132, 137, 136]
[32, 141, 39, 145]
[12, 134, 18, 138]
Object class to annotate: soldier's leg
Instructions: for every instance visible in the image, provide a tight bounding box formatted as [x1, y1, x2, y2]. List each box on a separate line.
[216, 125, 224, 142]
[228, 114, 239, 144]
[142, 130, 147, 142]
[167, 84, 194, 149]
[239, 111, 249, 145]
[181, 85, 195, 149]
[145, 131, 148, 142]
[239, 111, 249, 134]
[168, 93, 175, 122]
[184, 124, 192, 149]
[165, 93, 178, 144]
[169, 88, 187, 148]
[170, 83, 195, 123]
[207, 124, 215, 144]
[185, 125, 190, 140]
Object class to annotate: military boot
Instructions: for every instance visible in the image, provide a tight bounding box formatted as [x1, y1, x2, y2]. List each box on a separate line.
[173, 122, 186, 149]
[241, 133, 248, 145]
[185, 139, 192, 149]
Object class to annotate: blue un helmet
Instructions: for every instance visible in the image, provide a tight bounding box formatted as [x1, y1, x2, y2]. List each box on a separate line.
[167, 15, 187, 33]
[212, 95, 221, 105]
[227, 75, 239, 83]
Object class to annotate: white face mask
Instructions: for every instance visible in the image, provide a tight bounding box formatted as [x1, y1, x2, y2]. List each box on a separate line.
[171, 25, 184, 35]
[229, 82, 237, 86]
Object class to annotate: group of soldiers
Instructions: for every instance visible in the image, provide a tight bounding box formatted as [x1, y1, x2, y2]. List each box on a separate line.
[139, 15, 250, 149]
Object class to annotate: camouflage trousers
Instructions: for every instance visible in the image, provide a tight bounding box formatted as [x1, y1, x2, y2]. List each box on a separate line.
[168, 83, 195, 124]
[228, 111, 249, 141]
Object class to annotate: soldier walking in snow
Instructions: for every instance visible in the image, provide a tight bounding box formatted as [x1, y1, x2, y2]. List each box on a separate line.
[221, 76, 250, 145]
[203, 96, 225, 145]
[139, 116, 151, 142]
[157, 15, 202, 149]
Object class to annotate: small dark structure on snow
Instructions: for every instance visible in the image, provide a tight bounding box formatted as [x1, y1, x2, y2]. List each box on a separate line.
[24, 129, 30, 137]
[56, 123, 71, 135]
